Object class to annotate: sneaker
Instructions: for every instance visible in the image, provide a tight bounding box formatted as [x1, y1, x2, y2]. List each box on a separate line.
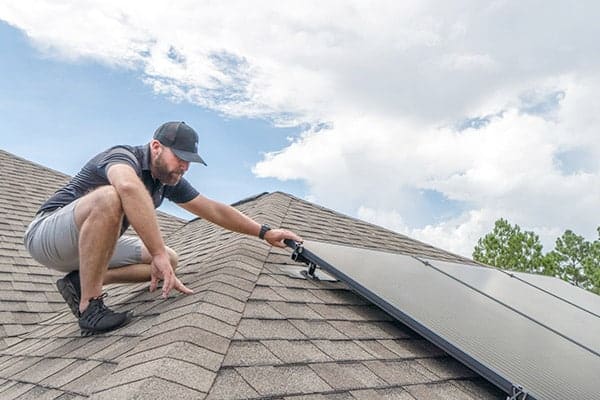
[56, 270, 81, 318]
[79, 293, 133, 337]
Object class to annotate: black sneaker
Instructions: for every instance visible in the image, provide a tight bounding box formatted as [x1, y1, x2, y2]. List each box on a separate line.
[56, 270, 81, 318]
[79, 293, 133, 337]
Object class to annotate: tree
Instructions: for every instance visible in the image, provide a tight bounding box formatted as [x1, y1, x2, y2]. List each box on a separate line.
[472, 218, 546, 273]
[473, 219, 600, 295]
[546, 230, 590, 289]
[583, 231, 600, 294]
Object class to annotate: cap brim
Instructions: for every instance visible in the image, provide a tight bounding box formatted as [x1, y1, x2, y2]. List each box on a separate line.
[171, 149, 207, 166]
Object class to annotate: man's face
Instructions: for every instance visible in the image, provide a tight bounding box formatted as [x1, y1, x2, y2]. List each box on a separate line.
[152, 144, 190, 185]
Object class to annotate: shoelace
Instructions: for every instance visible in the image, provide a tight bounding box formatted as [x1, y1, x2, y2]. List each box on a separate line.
[84, 293, 111, 326]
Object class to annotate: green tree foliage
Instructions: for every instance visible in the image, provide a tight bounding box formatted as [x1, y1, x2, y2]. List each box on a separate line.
[473, 219, 600, 295]
[472, 218, 545, 273]
[547, 230, 590, 289]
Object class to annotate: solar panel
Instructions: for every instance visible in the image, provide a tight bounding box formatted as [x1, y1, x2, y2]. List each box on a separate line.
[420, 258, 600, 356]
[286, 240, 600, 400]
[510, 271, 600, 317]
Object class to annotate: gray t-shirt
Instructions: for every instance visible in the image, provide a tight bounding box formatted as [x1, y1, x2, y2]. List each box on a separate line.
[39, 144, 199, 233]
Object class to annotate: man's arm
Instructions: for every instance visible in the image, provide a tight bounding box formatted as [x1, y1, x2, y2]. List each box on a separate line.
[179, 194, 302, 248]
[106, 164, 192, 297]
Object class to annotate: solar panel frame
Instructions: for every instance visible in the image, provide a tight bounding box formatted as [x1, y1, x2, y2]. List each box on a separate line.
[288, 240, 600, 400]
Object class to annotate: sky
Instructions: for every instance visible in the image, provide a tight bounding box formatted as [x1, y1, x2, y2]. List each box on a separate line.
[1, 1, 599, 258]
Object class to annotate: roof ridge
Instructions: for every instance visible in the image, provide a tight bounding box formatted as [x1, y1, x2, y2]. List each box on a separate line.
[0, 148, 71, 179]
[89, 204, 293, 399]
[271, 191, 476, 264]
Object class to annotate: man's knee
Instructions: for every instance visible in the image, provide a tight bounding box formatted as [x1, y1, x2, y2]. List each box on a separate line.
[76, 186, 124, 227]
[92, 186, 123, 216]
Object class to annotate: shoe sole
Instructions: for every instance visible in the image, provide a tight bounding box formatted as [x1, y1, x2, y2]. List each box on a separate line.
[56, 278, 80, 318]
[80, 311, 134, 337]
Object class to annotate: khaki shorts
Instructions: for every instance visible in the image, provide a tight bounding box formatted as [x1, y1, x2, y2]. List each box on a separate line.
[24, 199, 143, 273]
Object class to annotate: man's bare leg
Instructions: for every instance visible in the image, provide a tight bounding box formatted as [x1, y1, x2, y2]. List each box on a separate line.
[74, 186, 124, 313]
[103, 247, 178, 284]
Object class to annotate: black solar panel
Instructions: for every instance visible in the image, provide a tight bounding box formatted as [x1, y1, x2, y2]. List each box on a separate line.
[510, 270, 600, 317]
[287, 240, 600, 400]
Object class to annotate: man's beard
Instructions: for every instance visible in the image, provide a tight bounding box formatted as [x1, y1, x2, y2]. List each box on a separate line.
[153, 153, 183, 185]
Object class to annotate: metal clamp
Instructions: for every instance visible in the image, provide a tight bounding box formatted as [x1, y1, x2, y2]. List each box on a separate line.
[285, 239, 319, 280]
[507, 385, 528, 400]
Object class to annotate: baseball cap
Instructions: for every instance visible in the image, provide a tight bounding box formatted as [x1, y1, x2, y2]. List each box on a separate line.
[153, 121, 207, 165]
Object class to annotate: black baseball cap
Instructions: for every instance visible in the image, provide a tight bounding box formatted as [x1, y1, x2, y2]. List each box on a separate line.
[153, 121, 207, 165]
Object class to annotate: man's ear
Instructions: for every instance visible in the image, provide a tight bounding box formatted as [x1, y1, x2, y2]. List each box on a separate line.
[150, 140, 162, 154]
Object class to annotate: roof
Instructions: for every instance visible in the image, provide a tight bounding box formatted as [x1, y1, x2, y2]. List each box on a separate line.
[0, 149, 504, 399]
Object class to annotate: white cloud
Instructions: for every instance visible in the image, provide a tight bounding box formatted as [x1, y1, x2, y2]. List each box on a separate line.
[2, 1, 600, 256]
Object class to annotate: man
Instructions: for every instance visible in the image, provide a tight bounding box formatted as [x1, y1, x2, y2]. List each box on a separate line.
[24, 121, 302, 336]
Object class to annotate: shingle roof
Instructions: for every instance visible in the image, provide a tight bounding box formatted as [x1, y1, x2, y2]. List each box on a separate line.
[0, 149, 504, 399]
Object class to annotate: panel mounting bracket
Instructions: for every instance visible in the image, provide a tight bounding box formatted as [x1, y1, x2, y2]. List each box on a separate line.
[285, 239, 319, 280]
[506, 385, 529, 400]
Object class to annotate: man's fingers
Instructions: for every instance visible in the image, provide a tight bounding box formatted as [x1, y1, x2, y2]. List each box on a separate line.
[174, 278, 194, 295]
[266, 229, 303, 248]
[161, 272, 175, 299]
[149, 275, 158, 292]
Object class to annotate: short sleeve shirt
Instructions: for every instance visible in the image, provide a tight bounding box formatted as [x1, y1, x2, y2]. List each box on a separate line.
[38, 144, 199, 233]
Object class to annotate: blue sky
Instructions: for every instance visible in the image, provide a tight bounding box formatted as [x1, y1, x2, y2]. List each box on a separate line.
[1, 2, 599, 256]
[0, 21, 306, 219]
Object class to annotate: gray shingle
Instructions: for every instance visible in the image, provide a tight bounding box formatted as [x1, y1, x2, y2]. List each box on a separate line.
[61, 362, 117, 395]
[116, 341, 223, 372]
[86, 336, 139, 362]
[39, 360, 102, 388]
[222, 340, 281, 367]
[133, 326, 230, 355]
[452, 379, 505, 400]
[236, 365, 332, 397]
[13, 385, 64, 400]
[416, 358, 478, 380]
[269, 302, 324, 319]
[308, 290, 366, 306]
[237, 319, 306, 340]
[149, 312, 237, 338]
[308, 304, 391, 321]
[351, 388, 414, 400]
[379, 339, 445, 359]
[289, 320, 347, 340]
[250, 286, 287, 301]
[0, 382, 35, 399]
[93, 357, 214, 393]
[406, 382, 481, 400]
[91, 376, 203, 400]
[312, 340, 375, 361]
[12, 357, 76, 384]
[363, 360, 438, 386]
[206, 369, 260, 400]
[0, 356, 42, 378]
[328, 321, 410, 340]
[243, 301, 285, 319]
[261, 340, 332, 364]
[309, 362, 387, 391]
[354, 340, 400, 360]
[271, 287, 323, 303]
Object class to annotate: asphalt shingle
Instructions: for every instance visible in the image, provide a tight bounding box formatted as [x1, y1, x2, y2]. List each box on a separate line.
[236, 365, 333, 397]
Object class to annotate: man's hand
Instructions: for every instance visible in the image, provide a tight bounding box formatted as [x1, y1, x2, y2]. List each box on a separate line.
[149, 252, 194, 298]
[264, 229, 303, 248]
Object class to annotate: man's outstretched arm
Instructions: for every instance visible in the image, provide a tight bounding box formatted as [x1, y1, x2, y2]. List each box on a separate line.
[106, 164, 193, 297]
[179, 194, 302, 248]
